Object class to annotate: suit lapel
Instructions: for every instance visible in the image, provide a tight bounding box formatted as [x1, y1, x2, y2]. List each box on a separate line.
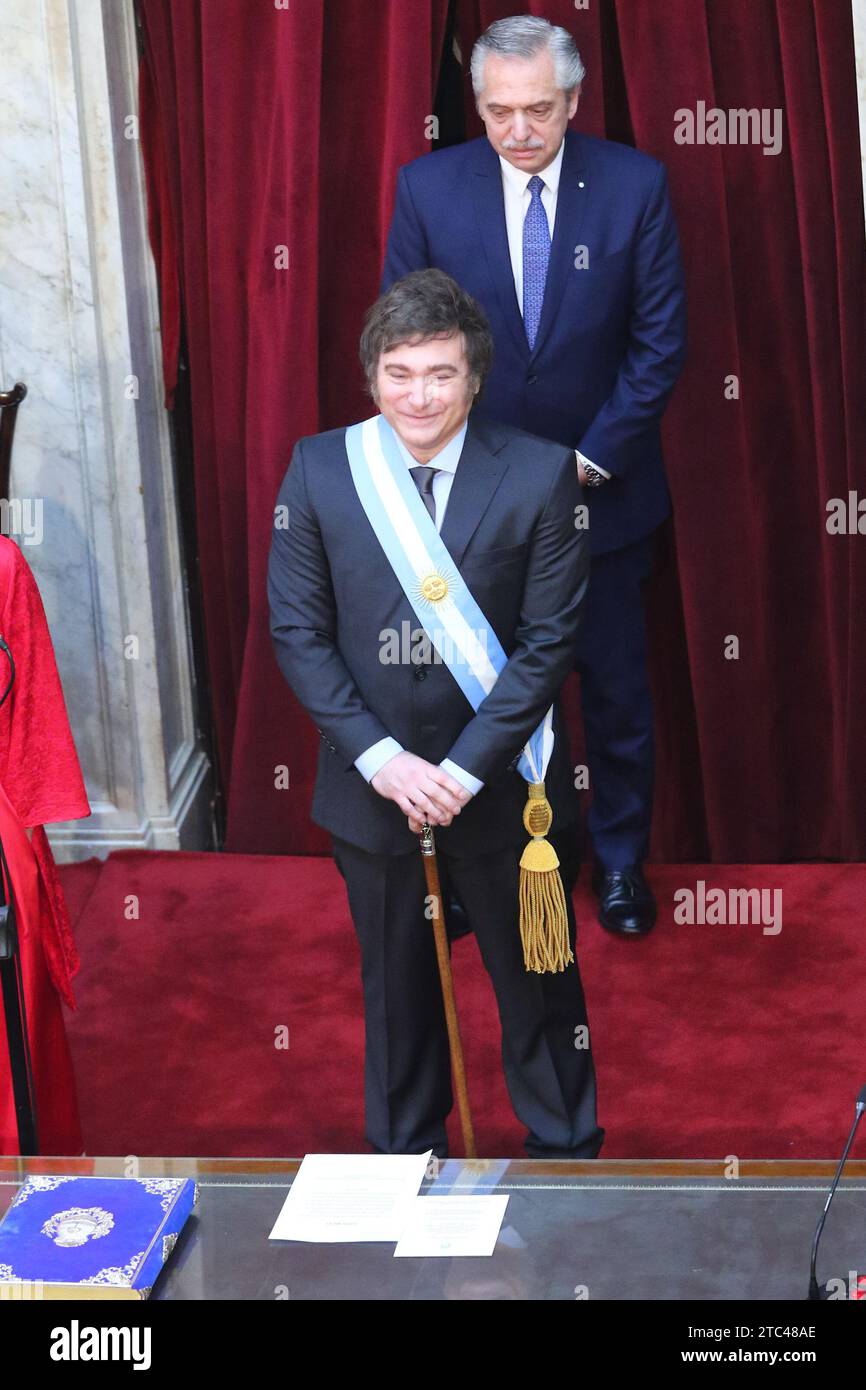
[438, 417, 510, 567]
[529, 130, 591, 361]
[471, 130, 592, 364]
[471, 141, 529, 360]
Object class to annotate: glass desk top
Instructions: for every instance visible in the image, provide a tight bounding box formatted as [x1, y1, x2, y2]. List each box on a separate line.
[1, 1157, 863, 1300]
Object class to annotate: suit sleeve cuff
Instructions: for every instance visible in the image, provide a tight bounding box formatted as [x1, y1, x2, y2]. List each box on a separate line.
[440, 757, 483, 796]
[575, 448, 611, 480]
[355, 737, 404, 783]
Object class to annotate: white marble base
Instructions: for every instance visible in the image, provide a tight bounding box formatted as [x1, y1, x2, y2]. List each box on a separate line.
[0, 0, 209, 860]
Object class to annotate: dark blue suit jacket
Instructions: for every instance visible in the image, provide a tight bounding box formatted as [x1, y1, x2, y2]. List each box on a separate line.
[382, 129, 687, 554]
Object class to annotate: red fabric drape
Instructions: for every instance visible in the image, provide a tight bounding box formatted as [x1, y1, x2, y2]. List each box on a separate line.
[0, 540, 91, 1005]
[138, 0, 866, 861]
[0, 538, 91, 1153]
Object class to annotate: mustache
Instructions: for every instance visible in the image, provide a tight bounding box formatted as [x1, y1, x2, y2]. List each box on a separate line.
[501, 137, 546, 150]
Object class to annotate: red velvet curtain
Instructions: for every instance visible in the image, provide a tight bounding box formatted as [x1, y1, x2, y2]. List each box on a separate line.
[613, 0, 866, 862]
[139, 0, 866, 862]
[139, 0, 450, 856]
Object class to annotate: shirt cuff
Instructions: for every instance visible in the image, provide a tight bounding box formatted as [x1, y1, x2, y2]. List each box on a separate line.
[355, 737, 404, 782]
[575, 448, 611, 480]
[440, 757, 483, 796]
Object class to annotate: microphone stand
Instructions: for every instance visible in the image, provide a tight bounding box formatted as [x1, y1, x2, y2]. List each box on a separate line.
[808, 1084, 866, 1299]
[0, 634, 39, 1153]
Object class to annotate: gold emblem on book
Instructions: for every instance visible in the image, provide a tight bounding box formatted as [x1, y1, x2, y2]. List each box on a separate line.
[41, 1207, 115, 1246]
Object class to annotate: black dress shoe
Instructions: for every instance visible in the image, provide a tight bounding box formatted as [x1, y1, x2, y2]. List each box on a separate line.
[444, 890, 473, 941]
[593, 865, 656, 937]
[524, 1138, 605, 1160]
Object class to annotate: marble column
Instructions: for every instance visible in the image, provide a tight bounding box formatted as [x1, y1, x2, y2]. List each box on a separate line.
[0, 0, 210, 859]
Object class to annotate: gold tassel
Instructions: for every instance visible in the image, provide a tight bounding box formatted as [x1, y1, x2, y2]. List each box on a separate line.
[518, 781, 574, 973]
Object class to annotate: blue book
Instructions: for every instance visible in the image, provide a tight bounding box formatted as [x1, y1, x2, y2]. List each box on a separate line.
[0, 1175, 198, 1300]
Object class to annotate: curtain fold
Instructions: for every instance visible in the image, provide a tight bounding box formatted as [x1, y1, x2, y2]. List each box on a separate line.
[138, 0, 866, 861]
[609, 0, 866, 859]
[139, 0, 450, 854]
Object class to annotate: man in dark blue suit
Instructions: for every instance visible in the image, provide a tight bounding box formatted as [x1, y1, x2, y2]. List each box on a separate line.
[382, 15, 687, 936]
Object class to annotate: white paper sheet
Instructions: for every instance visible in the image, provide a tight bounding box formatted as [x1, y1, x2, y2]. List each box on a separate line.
[269, 1151, 432, 1243]
[393, 1194, 510, 1257]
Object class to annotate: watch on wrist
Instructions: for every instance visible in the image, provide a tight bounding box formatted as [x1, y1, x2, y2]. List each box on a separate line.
[582, 462, 606, 488]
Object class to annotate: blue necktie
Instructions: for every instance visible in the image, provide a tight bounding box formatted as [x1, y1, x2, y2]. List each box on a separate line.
[522, 174, 551, 351]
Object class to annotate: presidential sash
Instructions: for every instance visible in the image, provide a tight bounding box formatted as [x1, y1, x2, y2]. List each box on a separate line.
[344, 412, 572, 974]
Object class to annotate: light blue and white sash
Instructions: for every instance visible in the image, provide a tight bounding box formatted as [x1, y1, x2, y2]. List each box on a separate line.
[344, 413, 553, 788]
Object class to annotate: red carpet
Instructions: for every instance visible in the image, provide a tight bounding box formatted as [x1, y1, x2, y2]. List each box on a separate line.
[57, 852, 865, 1159]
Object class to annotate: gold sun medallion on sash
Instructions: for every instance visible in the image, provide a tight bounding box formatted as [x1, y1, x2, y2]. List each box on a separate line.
[417, 571, 450, 605]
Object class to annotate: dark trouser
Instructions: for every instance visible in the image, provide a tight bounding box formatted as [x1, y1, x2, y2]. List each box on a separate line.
[574, 533, 656, 871]
[331, 830, 604, 1160]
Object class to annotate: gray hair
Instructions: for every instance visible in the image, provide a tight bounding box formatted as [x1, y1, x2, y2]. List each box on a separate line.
[470, 15, 585, 98]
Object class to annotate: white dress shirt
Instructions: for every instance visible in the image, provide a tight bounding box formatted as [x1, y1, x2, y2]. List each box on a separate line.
[353, 421, 484, 796]
[499, 140, 565, 314]
[498, 141, 610, 479]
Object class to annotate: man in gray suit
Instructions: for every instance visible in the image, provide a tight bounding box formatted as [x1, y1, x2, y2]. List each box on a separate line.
[268, 269, 603, 1159]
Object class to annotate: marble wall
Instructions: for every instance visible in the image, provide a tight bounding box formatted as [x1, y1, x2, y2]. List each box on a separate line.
[0, 0, 210, 859]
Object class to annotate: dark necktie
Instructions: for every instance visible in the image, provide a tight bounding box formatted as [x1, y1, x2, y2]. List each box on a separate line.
[409, 465, 440, 527]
